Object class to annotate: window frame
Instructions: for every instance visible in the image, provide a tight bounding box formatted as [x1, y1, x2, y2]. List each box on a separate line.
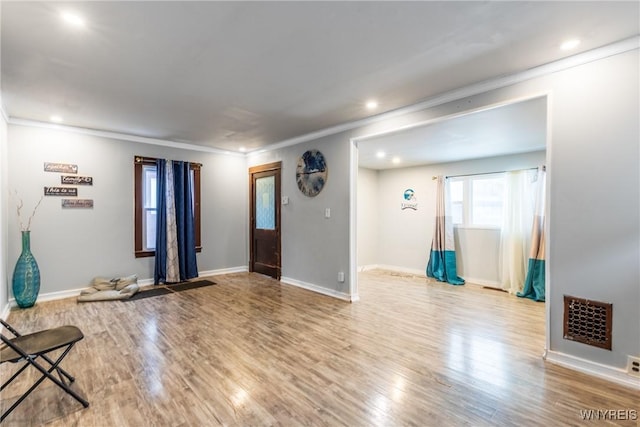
[134, 156, 202, 258]
[449, 173, 505, 230]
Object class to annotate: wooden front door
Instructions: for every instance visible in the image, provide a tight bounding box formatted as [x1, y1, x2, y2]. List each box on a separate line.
[249, 162, 281, 279]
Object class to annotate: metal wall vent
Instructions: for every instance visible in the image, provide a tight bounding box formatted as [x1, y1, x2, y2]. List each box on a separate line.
[563, 295, 612, 350]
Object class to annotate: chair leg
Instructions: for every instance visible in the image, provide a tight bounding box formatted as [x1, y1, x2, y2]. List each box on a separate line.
[40, 353, 75, 384]
[1, 362, 53, 422]
[27, 343, 89, 407]
[0, 343, 89, 422]
[0, 362, 30, 392]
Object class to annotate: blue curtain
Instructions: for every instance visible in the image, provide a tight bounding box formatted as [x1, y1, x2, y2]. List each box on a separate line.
[154, 159, 167, 285]
[426, 176, 465, 285]
[154, 159, 198, 284]
[172, 161, 198, 280]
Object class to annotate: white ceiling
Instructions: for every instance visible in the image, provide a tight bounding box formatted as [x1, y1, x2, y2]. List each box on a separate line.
[358, 96, 547, 169]
[1, 2, 639, 153]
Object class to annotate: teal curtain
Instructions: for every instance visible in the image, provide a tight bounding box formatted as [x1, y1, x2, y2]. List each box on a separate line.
[518, 168, 546, 301]
[427, 176, 465, 285]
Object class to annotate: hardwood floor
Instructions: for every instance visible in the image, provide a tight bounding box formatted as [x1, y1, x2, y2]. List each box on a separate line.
[1, 270, 638, 426]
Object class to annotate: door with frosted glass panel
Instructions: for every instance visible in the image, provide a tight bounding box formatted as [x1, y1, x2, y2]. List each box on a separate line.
[249, 162, 281, 279]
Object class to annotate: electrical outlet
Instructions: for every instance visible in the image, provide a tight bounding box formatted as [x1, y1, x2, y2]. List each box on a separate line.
[627, 356, 640, 377]
[337, 271, 345, 282]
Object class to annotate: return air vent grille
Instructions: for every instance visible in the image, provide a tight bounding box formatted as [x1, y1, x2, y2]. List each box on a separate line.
[563, 295, 612, 350]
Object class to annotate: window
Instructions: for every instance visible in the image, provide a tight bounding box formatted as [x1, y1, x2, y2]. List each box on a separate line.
[142, 165, 157, 251]
[471, 176, 504, 226]
[449, 174, 505, 228]
[134, 157, 202, 257]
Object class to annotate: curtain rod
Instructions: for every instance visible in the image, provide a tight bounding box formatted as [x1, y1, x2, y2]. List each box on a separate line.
[135, 156, 202, 167]
[432, 165, 544, 180]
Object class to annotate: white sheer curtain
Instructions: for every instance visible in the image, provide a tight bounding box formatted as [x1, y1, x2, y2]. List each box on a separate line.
[499, 170, 536, 294]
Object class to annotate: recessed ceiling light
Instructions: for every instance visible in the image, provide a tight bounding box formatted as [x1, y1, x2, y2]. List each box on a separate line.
[61, 11, 86, 28]
[376, 151, 386, 159]
[366, 100, 378, 110]
[50, 115, 63, 123]
[392, 157, 401, 164]
[560, 39, 580, 51]
[239, 147, 246, 152]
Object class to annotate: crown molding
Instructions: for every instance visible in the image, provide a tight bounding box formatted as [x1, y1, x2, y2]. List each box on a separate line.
[250, 35, 639, 156]
[7, 118, 245, 157]
[4, 36, 638, 157]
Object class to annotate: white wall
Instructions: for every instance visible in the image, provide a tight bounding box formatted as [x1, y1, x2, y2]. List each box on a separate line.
[248, 134, 352, 299]
[2, 39, 636, 380]
[347, 49, 638, 372]
[364, 151, 545, 281]
[357, 167, 378, 267]
[454, 228, 501, 286]
[543, 51, 639, 369]
[6, 125, 248, 296]
[0, 0, 8, 315]
[0, 111, 8, 314]
[249, 49, 638, 373]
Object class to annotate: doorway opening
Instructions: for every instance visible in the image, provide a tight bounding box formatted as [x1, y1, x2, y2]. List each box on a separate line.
[349, 94, 550, 347]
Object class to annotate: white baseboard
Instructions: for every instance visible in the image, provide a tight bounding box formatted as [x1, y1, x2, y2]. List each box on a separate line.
[1, 303, 11, 320]
[5, 266, 251, 308]
[360, 266, 501, 287]
[7, 286, 87, 309]
[199, 266, 248, 277]
[380, 265, 425, 276]
[139, 266, 249, 286]
[281, 276, 353, 302]
[362, 264, 426, 277]
[545, 349, 640, 390]
[463, 277, 502, 288]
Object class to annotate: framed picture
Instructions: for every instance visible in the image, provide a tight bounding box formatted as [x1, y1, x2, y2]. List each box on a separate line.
[61, 175, 93, 185]
[62, 199, 93, 208]
[44, 187, 77, 196]
[44, 162, 78, 174]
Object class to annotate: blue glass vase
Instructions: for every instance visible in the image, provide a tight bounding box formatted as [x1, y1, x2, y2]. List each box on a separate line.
[12, 231, 40, 308]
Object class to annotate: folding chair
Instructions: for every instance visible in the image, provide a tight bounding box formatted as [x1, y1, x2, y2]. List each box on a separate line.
[0, 319, 89, 422]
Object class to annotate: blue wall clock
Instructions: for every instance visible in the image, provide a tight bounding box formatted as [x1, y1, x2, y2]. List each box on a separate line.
[296, 149, 328, 197]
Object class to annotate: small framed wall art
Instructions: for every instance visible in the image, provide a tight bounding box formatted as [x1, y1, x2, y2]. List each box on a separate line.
[44, 162, 78, 174]
[44, 187, 77, 196]
[61, 175, 93, 185]
[62, 199, 94, 208]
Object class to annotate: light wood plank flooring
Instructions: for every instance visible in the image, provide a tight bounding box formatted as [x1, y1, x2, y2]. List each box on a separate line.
[1, 270, 638, 426]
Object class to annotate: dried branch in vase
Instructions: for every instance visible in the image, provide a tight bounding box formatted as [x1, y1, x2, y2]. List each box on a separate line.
[11, 190, 44, 231]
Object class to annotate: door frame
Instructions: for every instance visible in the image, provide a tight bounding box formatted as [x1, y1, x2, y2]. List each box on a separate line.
[249, 161, 282, 279]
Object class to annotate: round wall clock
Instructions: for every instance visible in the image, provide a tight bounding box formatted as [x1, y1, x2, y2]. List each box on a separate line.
[296, 149, 328, 197]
